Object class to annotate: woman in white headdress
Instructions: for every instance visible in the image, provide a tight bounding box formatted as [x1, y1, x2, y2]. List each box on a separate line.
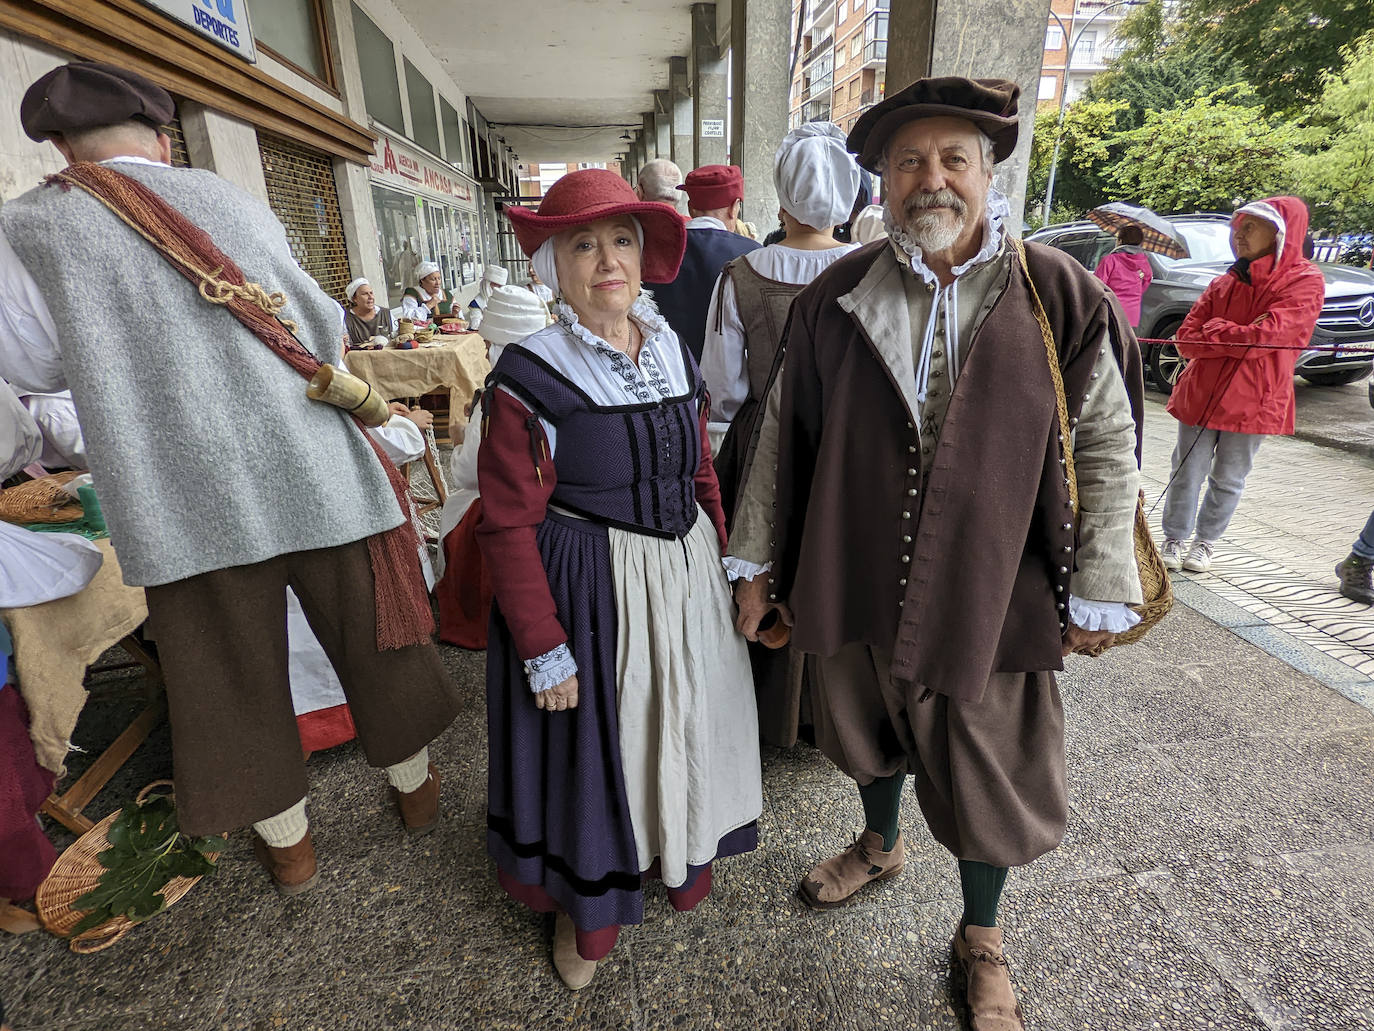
[400, 261, 453, 322]
[465, 263, 509, 330]
[434, 285, 550, 648]
[699, 122, 861, 751]
[701, 122, 861, 511]
[343, 278, 395, 346]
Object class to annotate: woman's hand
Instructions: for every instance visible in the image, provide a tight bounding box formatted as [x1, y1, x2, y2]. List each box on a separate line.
[535, 675, 579, 711]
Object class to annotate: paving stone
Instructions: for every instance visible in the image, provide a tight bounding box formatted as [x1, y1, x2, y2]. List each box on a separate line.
[1136, 855, 1374, 1030]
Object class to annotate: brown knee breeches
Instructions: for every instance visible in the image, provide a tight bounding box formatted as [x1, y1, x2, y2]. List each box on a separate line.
[808, 643, 1066, 867]
[145, 539, 460, 836]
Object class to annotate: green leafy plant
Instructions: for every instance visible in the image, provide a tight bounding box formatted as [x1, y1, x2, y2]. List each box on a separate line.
[69, 792, 224, 937]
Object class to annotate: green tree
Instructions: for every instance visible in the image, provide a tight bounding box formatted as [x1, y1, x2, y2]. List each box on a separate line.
[1111, 0, 1374, 115]
[1105, 87, 1312, 213]
[1087, 47, 1245, 131]
[1296, 32, 1374, 233]
[1028, 100, 1127, 221]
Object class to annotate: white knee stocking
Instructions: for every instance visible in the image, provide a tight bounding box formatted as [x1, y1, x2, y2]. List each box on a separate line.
[385, 747, 430, 793]
[253, 797, 308, 847]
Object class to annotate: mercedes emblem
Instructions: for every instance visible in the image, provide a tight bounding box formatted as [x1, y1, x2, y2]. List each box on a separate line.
[1361, 296, 1374, 328]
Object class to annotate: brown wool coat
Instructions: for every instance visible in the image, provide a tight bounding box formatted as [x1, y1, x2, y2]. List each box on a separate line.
[769, 240, 1144, 704]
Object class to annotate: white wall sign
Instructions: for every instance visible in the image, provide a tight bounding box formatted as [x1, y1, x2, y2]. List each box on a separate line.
[369, 132, 476, 208]
[700, 119, 725, 138]
[136, 0, 257, 62]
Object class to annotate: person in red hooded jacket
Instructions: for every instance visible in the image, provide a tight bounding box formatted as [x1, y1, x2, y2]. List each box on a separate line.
[1160, 196, 1325, 572]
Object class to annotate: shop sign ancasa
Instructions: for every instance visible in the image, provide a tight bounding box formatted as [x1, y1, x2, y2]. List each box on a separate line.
[136, 0, 257, 62]
[371, 134, 475, 208]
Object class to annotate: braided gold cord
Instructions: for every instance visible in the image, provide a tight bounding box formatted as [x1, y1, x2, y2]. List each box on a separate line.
[1010, 236, 1079, 517]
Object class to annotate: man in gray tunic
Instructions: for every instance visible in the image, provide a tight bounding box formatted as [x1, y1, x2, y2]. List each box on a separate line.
[0, 62, 460, 895]
[731, 78, 1145, 1028]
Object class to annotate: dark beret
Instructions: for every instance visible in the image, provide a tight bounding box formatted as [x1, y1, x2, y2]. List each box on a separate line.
[20, 61, 175, 142]
[846, 76, 1021, 174]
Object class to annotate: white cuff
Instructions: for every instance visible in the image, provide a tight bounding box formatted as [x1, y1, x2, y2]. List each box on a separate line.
[1067, 595, 1142, 633]
[524, 643, 577, 693]
[723, 556, 770, 582]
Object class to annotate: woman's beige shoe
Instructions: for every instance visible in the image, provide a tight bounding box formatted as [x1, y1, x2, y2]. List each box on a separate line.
[553, 912, 598, 990]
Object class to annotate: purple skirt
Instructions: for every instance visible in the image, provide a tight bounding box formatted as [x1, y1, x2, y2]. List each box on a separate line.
[486, 511, 756, 932]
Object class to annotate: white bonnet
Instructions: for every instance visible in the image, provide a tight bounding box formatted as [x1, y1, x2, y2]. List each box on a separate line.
[774, 123, 862, 231]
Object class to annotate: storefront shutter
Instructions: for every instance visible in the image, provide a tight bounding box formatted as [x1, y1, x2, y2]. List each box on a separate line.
[256, 130, 351, 300]
[165, 115, 192, 169]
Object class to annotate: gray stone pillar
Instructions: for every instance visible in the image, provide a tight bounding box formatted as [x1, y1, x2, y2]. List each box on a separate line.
[729, 0, 791, 228]
[654, 90, 673, 162]
[642, 113, 658, 160]
[691, 2, 728, 168]
[885, 0, 1051, 226]
[179, 102, 270, 204]
[670, 57, 693, 168]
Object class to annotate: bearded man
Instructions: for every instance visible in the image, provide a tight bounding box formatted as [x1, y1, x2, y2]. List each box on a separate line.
[730, 77, 1145, 1028]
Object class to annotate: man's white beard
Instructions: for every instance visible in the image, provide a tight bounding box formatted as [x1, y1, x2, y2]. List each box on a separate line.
[903, 209, 966, 253]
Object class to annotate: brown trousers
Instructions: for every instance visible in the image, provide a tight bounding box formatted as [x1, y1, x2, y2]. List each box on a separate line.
[808, 643, 1067, 868]
[145, 539, 460, 836]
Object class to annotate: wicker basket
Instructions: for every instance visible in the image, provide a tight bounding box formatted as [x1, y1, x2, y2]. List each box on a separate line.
[36, 781, 218, 953]
[0, 470, 83, 525]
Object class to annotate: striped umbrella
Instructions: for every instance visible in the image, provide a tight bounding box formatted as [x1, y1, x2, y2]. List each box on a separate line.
[1088, 202, 1190, 260]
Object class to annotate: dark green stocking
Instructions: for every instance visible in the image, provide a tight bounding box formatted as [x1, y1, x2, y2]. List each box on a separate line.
[856, 772, 905, 851]
[958, 860, 1008, 928]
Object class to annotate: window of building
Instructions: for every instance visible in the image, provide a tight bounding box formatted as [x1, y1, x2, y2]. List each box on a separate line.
[850, 34, 862, 60]
[1044, 25, 1063, 50]
[351, 3, 403, 132]
[440, 96, 466, 169]
[1038, 75, 1057, 100]
[404, 60, 441, 156]
[853, 0, 863, 14]
[1076, 30, 1097, 61]
[849, 79, 860, 101]
[247, 0, 333, 87]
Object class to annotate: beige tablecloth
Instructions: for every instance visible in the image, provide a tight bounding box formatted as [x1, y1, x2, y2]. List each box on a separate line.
[344, 333, 490, 437]
[1, 539, 148, 774]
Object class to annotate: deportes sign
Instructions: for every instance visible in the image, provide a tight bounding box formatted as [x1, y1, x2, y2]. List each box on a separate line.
[137, 0, 257, 63]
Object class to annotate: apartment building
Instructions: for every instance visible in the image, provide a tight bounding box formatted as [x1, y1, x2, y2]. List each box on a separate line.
[787, 0, 888, 134]
[1037, 0, 1143, 107]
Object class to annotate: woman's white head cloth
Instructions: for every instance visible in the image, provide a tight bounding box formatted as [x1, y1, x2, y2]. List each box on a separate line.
[774, 123, 862, 231]
[530, 217, 645, 297]
[415, 260, 440, 282]
[345, 277, 369, 302]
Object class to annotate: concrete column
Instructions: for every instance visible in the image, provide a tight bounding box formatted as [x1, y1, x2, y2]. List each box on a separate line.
[885, 0, 1051, 225]
[179, 102, 270, 204]
[690, 2, 728, 167]
[653, 91, 673, 161]
[730, 0, 791, 228]
[670, 57, 693, 168]
[642, 113, 658, 160]
[324, 0, 386, 289]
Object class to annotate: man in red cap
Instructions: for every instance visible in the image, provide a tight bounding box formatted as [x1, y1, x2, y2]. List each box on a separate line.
[643, 164, 758, 362]
[0, 61, 460, 897]
[730, 76, 1148, 1029]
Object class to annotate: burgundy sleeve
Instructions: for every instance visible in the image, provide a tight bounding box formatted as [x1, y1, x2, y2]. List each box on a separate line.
[694, 403, 728, 553]
[475, 388, 567, 660]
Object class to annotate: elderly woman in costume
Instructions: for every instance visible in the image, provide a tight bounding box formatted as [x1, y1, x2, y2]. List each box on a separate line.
[477, 169, 761, 990]
[343, 278, 395, 347]
[434, 285, 550, 648]
[400, 261, 452, 322]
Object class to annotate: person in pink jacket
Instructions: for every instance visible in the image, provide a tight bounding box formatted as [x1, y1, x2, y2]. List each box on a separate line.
[1093, 223, 1153, 327]
[1160, 196, 1325, 571]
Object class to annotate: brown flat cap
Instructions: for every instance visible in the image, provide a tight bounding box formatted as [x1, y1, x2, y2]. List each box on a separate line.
[21, 61, 175, 142]
[847, 76, 1020, 174]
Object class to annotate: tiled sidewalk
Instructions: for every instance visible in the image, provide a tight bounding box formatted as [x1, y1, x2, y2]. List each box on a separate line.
[1141, 397, 1374, 694]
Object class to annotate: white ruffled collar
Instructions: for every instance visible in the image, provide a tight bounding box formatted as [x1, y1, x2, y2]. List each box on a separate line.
[552, 292, 671, 352]
[883, 188, 1011, 286]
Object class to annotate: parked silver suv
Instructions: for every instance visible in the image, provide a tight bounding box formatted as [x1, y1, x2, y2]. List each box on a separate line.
[1027, 213, 1374, 394]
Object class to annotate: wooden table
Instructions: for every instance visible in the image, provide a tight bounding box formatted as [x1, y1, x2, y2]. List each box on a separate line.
[344, 333, 490, 443]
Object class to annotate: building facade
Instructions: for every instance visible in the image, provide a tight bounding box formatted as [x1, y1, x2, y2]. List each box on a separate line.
[0, 0, 523, 308]
[1037, 0, 1142, 108]
[787, 0, 887, 135]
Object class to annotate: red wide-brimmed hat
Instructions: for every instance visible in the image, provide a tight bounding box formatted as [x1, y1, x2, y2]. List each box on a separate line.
[505, 169, 687, 283]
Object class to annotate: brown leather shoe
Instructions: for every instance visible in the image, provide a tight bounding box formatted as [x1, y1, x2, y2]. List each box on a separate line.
[952, 922, 1027, 1031]
[393, 762, 441, 834]
[252, 830, 319, 897]
[553, 912, 598, 990]
[798, 828, 904, 909]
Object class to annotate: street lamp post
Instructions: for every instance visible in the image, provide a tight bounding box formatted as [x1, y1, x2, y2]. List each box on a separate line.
[1042, 0, 1140, 222]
